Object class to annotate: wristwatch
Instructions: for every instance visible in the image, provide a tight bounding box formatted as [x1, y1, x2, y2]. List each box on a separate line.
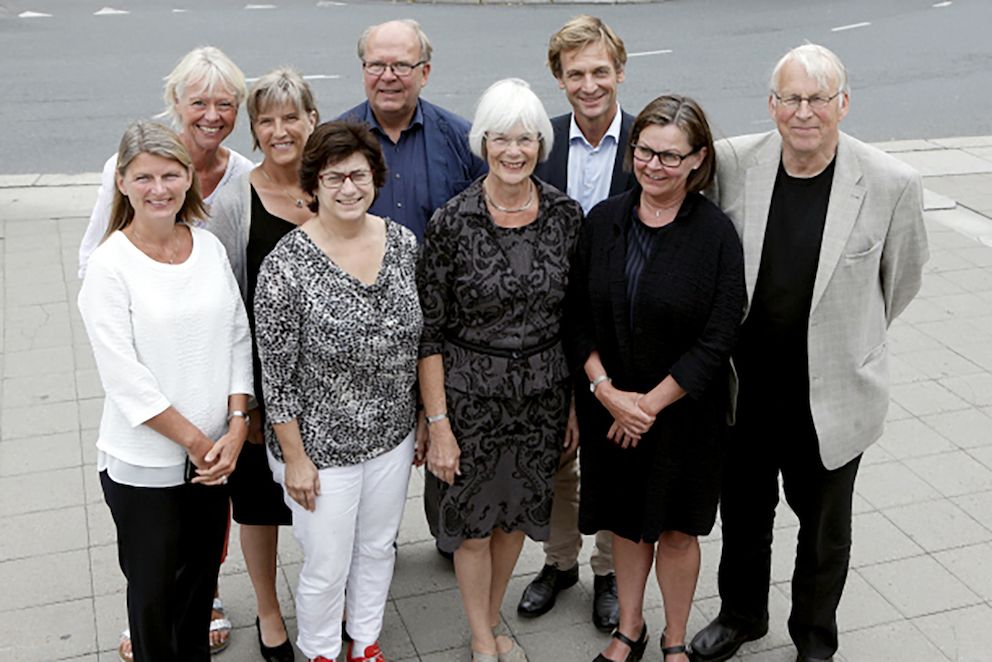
[228, 410, 251, 426]
[589, 374, 611, 394]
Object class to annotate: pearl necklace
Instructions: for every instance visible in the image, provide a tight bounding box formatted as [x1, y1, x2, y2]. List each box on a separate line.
[485, 180, 535, 214]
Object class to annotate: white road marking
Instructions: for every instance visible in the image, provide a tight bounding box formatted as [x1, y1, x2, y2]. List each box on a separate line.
[831, 21, 871, 32]
[18, 10, 53, 17]
[245, 3, 277, 8]
[316, 0, 347, 5]
[245, 74, 341, 82]
[172, 8, 189, 12]
[94, 7, 130, 15]
[628, 49, 673, 58]
[933, 1, 953, 7]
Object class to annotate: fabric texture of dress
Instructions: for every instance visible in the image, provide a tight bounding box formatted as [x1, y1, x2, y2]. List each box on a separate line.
[418, 176, 583, 553]
[566, 189, 745, 541]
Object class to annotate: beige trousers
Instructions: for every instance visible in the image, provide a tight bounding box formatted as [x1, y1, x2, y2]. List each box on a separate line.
[544, 450, 614, 576]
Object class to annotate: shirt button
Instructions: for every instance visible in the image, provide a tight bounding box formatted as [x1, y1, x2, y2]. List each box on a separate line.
[397, 202, 403, 208]
[395, 173, 401, 179]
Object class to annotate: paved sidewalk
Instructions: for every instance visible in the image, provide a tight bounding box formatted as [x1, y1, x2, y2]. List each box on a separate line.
[2, 136, 992, 662]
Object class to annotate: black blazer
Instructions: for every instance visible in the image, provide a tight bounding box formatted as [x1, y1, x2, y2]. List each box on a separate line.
[535, 110, 637, 198]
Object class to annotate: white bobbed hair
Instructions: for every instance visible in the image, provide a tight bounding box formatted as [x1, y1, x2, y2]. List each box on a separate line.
[770, 43, 849, 96]
[469, 78, 554, 162]
[159, 46, 247, 130]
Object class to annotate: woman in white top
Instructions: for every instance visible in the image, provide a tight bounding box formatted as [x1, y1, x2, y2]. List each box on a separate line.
[78, 46, 252, 279]
[78, 121, 253, 662]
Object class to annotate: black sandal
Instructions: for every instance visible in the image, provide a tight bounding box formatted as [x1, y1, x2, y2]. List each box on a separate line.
[660, 629, 689, 659]
[592, 624, 649, 662]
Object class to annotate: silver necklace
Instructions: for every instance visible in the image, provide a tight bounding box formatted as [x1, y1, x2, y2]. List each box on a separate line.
[485, 180, 535, 214]
[642, 194, 685, 218]
[260, 166, 306, 208]
[130, 225, 180, 264]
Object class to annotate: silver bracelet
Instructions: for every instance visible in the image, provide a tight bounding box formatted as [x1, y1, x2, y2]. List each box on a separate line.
[426, 412, 449, 425]
[228, 410, 250, 426]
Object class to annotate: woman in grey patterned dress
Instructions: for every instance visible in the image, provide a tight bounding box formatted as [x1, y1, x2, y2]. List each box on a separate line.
[418, 78, 583, 662]
[253, 121, 422, 662]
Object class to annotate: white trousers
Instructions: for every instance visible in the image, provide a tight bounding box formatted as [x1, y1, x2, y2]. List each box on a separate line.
[269, 433, 413, 659]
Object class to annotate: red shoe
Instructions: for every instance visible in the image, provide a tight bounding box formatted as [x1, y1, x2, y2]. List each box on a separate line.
[347, 641, 386, 662]
[311, 657, 335, 662]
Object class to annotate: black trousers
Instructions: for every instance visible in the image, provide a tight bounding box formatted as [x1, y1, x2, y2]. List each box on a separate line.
[716, 403, 861, 659]
[101, 471, 228, 662]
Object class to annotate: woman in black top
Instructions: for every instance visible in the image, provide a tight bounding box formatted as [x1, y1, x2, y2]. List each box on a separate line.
[208, 68, 318, 662]
[566, 96, 745, 662]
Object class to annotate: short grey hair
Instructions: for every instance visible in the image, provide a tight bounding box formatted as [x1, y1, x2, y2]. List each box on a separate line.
[160, 47, 247, 130]
[770, 43, 849, 96]
[469, 78, 554, 162]
[357, 19, 433, 63]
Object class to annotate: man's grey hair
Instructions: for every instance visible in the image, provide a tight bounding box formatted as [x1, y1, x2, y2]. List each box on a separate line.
[357, 19, 433, 63]
[769, 43, 849, 96]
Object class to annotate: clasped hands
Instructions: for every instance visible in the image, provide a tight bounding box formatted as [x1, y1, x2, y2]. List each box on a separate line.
[597, 383, 656, 448]
[187, 421, 247, 486]
[416, 412, 461, 486]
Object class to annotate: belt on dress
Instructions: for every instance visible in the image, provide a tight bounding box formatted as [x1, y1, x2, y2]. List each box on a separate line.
[444, 333, 560, 360]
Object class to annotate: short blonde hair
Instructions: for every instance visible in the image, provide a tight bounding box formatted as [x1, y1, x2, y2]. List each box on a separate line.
[160, 47, 247, 130]
[469, 78, 554, 162]
[106, 121, 207, 240]
[246, 68, 320, 150]
[547, 15, 626, 80]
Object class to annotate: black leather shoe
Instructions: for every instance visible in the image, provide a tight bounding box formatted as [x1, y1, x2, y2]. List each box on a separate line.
[517, 563, 579, 616]
[796, 655, 833, 662]
[592, 573, 619, 632]
[689, 616, 766, 662]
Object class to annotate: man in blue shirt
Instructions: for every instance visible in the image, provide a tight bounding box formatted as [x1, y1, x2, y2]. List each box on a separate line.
[520, 14, 636, 634]
[340, 19, 486, 243]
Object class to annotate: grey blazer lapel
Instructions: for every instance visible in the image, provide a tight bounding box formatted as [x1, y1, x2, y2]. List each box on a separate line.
[742, 138, 780, 306]
[810, 134, 866, 314]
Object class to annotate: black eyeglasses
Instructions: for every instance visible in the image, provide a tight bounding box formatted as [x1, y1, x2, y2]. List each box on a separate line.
[631, 144, 699, 167]
[318, 169, 373, 189]
[361, 60, 427, 77]
[772, 91, 841, 110]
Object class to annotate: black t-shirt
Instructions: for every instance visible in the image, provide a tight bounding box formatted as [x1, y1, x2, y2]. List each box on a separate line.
[737, 157, 835, 405]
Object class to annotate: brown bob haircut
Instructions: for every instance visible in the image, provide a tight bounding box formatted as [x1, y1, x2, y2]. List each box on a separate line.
[626, 95, 716, 194]
[299, 120, 388, 214]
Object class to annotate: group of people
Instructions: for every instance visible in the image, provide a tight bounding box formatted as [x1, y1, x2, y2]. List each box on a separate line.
[76, 13, 928, 662]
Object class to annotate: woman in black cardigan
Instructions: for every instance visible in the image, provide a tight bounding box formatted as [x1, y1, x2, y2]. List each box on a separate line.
[565, 96, 745, 662]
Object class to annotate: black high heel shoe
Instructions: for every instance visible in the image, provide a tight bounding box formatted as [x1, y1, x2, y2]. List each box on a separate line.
[593, 624, 649, 662]
[256, 616, 294, 662]
[660, 629, 690, 659]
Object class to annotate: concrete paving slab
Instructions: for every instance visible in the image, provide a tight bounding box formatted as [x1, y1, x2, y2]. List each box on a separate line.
[2, 371, 77, 408]
[0, 466, 83, 517]
[904, 450, 992, 497]
[34, 173, 104, 187]
[921, 407, 992, 448]
[913, 603, 992, 662]
[0, 174, 41, 188]
[0, 598, 98, 660]
[964, 145, 992, 162]
[0, 548, 92, 611]
[883, 499, 991, 552]
[849, 511, 924, 567]
[0, 185, 98, 221]
[835, 569, 902, 632]
[856, 461, 942, 509]
[860, 554, 981, 618]
[840, 620, 948, 662]
[923, 188, 956, 211]
[893, 149, 992, 176]
[889, 381, 970, 417]
[0, 430, 81, 476]
[930, 136, 992, 149]
[1, 399, 80, 440]
[876, 417, 955, 460]
[933, 543, 992, 602]
[870, 139, 940, 153]
[0, 506, 88, 561]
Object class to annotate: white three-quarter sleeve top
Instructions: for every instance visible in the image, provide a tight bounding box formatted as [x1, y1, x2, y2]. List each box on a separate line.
[78, 226, 254, 486]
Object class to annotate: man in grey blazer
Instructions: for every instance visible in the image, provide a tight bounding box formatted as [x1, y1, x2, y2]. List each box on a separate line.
[690, 44, 928, 662]
[517, 15, 635, 632]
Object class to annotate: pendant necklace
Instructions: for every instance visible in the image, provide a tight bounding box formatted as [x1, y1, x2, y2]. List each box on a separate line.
[260, 166, 307, 208]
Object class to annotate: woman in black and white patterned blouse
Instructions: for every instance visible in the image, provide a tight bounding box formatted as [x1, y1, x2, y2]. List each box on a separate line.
[253, 121, 422, 662]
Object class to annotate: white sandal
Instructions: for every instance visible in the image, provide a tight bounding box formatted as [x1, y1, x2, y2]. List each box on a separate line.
[209, 597, 233, 654]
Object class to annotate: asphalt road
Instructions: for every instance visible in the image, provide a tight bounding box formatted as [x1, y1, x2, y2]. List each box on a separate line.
[1, 0, 990, 174]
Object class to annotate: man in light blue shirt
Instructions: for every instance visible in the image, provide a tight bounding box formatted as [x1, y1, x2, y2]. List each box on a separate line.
[526, 14, 637, 634]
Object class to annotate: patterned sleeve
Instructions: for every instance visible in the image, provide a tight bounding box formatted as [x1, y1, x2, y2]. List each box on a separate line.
[417, 206, 454, 358]
[253, 242, 303, 424]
